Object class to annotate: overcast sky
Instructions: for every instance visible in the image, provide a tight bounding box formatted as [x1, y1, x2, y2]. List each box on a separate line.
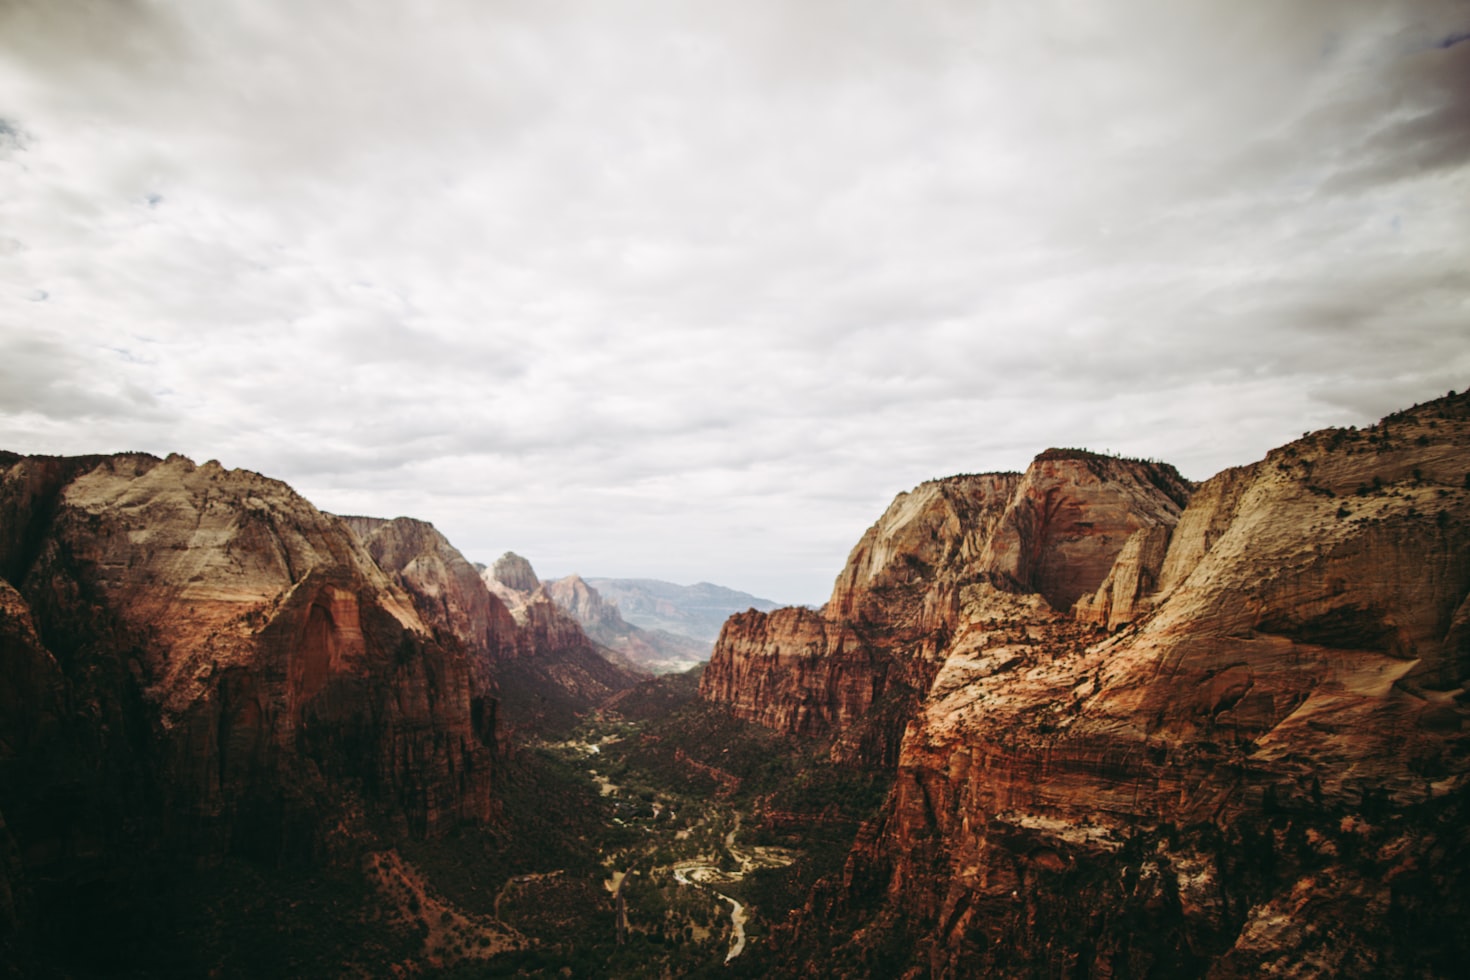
[2, 0, 1468, 604]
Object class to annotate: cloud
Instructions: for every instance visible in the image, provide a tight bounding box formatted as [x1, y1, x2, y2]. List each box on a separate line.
[2, 0, 1469, 603]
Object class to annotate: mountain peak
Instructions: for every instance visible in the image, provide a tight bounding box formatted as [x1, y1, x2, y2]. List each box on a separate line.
[492, 551, 540, 592]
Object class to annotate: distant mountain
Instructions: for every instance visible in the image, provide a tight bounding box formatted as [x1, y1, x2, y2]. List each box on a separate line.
[581, 578, 782, 643]
[543, 575, 709, 674]
[472, 552, 648, 729]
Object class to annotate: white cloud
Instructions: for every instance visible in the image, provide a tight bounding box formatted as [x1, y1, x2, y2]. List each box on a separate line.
[2, 0, 1468, 604]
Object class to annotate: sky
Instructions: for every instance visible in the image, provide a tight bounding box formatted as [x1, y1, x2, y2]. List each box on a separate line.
[2, 0, 1468, 605]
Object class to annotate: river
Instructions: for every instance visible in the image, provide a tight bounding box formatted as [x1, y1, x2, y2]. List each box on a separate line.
[669, 814, 793, 964]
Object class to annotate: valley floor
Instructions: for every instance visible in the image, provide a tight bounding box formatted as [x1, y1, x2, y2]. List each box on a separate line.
[138, 698, 887, 979]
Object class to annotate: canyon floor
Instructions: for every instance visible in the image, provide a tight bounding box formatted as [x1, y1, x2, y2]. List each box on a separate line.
[124, 677, 884, 978]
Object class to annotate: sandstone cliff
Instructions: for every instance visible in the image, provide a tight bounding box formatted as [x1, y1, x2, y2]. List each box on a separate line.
[701, 454, 1191, 767]
[342, 516, 520, 691]
[334, 534, 645, 733]
[491, 550, 540, 594]
[476, 554, 646, 728]
[545, 573, 708, 674]
[0, 453, 497, 972]
[756, 392, 1470, 976]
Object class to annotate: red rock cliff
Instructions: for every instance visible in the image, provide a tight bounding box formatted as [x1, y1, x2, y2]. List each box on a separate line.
[340, 529, 645, 732]
[785, 393, 1470, 976]
[701, 455, 1190, 766]
[343, 515, 520, 690]
[475, 554, 646, 729]
[0, 453, 495, 880]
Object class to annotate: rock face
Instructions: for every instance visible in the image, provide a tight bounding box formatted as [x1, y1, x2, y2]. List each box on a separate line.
[545, 574, 708, 674]
[708, 392, 1470, 976]
[491, 550, 540, 594]
[343, 516, 520, 690]
[475, 557, 646, 729]
[338, 533, 645, 732]
[0, 454, 496, 971]
[701, 455, 1191, 767]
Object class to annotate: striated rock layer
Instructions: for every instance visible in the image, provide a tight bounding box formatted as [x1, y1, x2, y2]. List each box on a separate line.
[0, 453, 497, 971]
[478, 553, 647, 729]
[701, 455, 1190, 767]
[708, 393, 1470, 976]
[337, 532, 646, 733]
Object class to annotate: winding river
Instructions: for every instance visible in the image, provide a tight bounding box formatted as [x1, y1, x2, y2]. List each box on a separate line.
[670, 815, 793, 964]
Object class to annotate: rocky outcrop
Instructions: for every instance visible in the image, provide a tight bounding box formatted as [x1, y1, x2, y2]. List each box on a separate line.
[338, 531, 645, 732]
[343, 516, 520, 690]
[0, 453, 495, 840]
[546, 574, 708, 673]
[978, 451, 1189, 611]
[491, 550, 540, 594]
[475, 557, 646, 729]
[771, 392, 1470, 976]
[1072, 522, 1172, 630]
[545, 573, 621, 633]
[701, 453, 1191, 767]
[0, 453, 497, 973]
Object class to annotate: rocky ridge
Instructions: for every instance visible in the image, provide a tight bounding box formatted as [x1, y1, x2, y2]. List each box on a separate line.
[342, 516, 520, 691]
[701, 454, 1190, 767]
[0, 453, 496, 972]
[336, 532, 646, 732]
[704, 392, 1470, 976]
[478, 553, 647, 729]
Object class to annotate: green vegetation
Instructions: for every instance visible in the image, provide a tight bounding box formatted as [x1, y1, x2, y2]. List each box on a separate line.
[157, 858, 421, 977]
[124, 693, 893, 978]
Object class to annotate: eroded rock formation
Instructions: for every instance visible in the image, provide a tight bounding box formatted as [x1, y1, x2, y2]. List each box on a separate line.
[338, 531, 645, 732]
[0, 453, 497, 972]
[706, 393, 1470, 976]
[343, 516, 519, 691]
[474, 555, 646, 728]
[702, 454, 1191, 767]
[491, 550, 540, 594]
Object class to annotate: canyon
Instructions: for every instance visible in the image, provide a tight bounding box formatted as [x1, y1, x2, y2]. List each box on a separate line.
[1, 389, 1467, 977]
[0, 454, 640, 974]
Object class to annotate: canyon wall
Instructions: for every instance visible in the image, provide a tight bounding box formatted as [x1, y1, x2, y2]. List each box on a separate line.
[478, 553, 647, 728]
[707, 393, 1470, 976]
[343, 515, 521, 690]
[701, 456, 1191, 766]
[335, 529, 647, 731]
[0, 453, 498, 971]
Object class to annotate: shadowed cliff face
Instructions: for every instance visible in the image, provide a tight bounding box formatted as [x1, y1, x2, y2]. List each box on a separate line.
[701, 455, 1190, 767]
[465, 553, 647, 731]
[0, 453, 496, 970]
[343, 516, 520, 693]
[705, 393, 1470, 976]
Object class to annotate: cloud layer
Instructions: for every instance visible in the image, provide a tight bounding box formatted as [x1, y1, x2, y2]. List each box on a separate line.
[3, 0, 1468, 603]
